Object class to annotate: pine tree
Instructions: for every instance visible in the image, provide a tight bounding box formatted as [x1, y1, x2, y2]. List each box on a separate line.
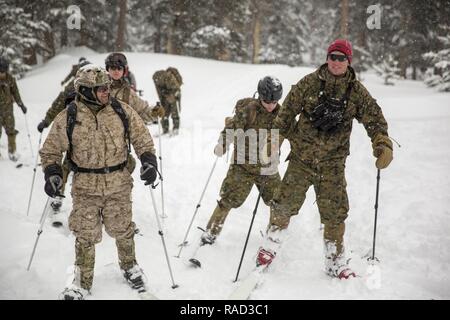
[373, 54, 400, 85]
[423, 27, 450, 92]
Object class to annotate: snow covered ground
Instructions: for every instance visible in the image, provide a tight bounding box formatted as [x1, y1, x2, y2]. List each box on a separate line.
[0, 47, 449, 300]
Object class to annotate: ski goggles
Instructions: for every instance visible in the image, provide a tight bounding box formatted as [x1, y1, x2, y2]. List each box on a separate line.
[328, 53, 348, 62]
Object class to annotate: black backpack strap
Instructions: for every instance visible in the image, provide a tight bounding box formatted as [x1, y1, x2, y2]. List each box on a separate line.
[66, 102, 77, 161]
[110, 97, 131, 154]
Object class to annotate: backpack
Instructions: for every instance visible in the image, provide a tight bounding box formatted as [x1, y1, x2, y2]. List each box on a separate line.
[152, 70, 166, 90]
[167, 67, 183, 86]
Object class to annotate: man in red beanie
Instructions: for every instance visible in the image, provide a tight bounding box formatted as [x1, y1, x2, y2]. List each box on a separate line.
[255, 39, 393, 280]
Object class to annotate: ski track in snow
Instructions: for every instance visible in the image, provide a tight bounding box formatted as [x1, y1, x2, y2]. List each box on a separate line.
[0, 47, 449, 300]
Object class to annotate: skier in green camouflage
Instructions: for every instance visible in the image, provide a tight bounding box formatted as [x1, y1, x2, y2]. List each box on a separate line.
[152, 67, 182, 135]
[200, 76, 287, 245]
[256, 40, 393, 280]
[61, 57, 86, 86]
[0, 57, 27, 161]
[257, 39, 393, 279]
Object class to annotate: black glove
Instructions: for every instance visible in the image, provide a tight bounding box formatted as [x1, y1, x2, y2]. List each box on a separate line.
[140, 152, 158, 186]
[19, 103, 27, 114]
[44, 164, 63, 198]
[37, 120, 49, 133]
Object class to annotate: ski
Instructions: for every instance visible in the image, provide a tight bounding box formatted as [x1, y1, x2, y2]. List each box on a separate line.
[228, 264, 269, 300]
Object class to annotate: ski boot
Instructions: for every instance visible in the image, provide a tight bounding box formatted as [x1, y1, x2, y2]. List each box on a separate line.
[60, 284, 89, 300]
[8, 152, 19, 162]
[200, 230, 216, 245]
[324, 241, 356, 279]
[122, 264, 147, 294]
[256, 247, 276, 267]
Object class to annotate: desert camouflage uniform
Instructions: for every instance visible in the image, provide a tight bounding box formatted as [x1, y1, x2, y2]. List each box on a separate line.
[40, 98, 155, 291]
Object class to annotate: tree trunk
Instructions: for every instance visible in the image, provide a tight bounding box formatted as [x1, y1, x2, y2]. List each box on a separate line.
[23, 47, 37, 66]
[44, 30, 55, 61]
[115, 0, 127, 51]
[340, 0, 349, 38]
[251, 7, 262, 64]
[61, 26, 68, 48]
[166, 26, 175, 54]
[152, 6, 161, 53]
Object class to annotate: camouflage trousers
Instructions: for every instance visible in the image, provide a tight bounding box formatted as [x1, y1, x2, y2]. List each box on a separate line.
[0, 105, 17, 153]
[206, 164, 281, 236]
[160, 96, 180, 133]
[69, 185, 137, 290]
[270, 158, 349, 256]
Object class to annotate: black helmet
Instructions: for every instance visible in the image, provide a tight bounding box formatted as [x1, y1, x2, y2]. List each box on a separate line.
[0, 57, 9, 73]
[105, 52, 128, 70]
[257, 76, 283, 102]
[78, 60, 91, 68]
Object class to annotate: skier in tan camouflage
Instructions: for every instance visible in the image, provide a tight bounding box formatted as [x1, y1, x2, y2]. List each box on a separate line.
[39, 65, 159, 300]
[200, 76, 286, 245]
[256, 39, 394, 280]
[0, 57, 27, 161]
[106, 52, 164, 176]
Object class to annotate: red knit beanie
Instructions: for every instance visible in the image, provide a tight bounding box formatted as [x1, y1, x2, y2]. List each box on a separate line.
[327, 39, 353, 64]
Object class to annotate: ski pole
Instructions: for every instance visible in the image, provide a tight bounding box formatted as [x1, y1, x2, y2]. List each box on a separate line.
[175, 156, 219, 258]
[26, 132, 43, 216]
[234, 189, 263, 282]
[148, 185, 178, 289]
[370, 169, 381, 262]
[27, 197, 51, 270]
[157, 119, 167, 219]
[23, 113, 34, 157]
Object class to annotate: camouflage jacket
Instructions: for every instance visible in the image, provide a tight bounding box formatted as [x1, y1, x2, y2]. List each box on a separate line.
[274, 64, 389, 163]
[62, 64, 78, 84]
[44, 80, 75, 124]
[0, 72, 24, 109]
[39, 99, 155, 195]
[219, 98, 286, 174]
[110, 78, 155, 123]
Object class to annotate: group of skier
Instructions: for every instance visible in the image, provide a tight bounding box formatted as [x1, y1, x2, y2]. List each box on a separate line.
[0, 38, 393, 299]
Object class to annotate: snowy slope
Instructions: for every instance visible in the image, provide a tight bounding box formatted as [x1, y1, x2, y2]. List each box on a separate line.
[0, 47, 449, 300]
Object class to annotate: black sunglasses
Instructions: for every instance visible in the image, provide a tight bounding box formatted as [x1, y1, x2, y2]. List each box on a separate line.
[328, 54, 348, 62]
[109, 66, 124, 71]
[263, 100, 278, 104]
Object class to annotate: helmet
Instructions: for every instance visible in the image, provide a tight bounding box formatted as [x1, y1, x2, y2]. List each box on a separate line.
[105, 52, 128, 70]
[74, 65, 111, 105]
[0, 57, 9, 73]
[78, 60, 91, 68]
[257, 76, 282, 102]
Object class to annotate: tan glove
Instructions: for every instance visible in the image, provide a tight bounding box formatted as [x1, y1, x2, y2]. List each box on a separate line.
[372, 134, 393, 169]
[151, 105, 165, 118]
[214, 144, 226, 157]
